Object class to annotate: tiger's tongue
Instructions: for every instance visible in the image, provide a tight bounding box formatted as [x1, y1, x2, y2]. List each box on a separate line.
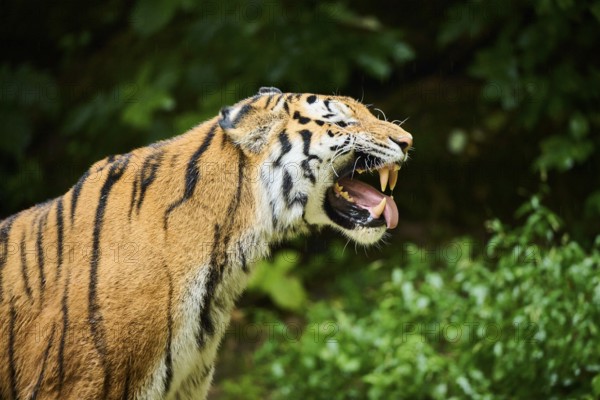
[338, 177, 399, 229]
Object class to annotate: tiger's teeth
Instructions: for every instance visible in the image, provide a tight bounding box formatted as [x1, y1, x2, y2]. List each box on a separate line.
[340, 191, 354, 202]
[389, 168, 399, 191]
[379, 167, 389, 192]
[356, 168, 365, 174]
[394, 164, 401, 171]
[372, 197, 386, 218]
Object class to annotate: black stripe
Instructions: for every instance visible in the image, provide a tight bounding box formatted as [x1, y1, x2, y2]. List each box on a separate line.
[306, 95, 317, 104]
[128, 179, 139, 220]
[264, 94, 274, 107]
[231, 104, 252, 126]
[198, 152, 246, 347]
[301, 159, 316, 184]
[197, 224, 222, 346]
[56, 198, 64, 280]
[122, 360, 132, 400]
[0, 216, 16, 303]
[299, 130, 320, 184]
[239, 242, 248, 273]
[8, 298, 19, 400]
[30, 324, 56, 400]
[247, 94, 262, 105]
[294, 194, 308, 207]
[137, 151, 164, 213]
[282, 170, 293, 206]
[70, 170, 90, 224]
[283, 101, 290, 114]
[20, 233, 33, 300]
[282, 170, 308, 207]
[274, 130, 292, 166]
[89, 155, 130, 399]
[57, 269, 71, 396]
[324, 99, 332, 112]
[221, 154, 246, 262]
[163, 271, 174, 395]
[36, 213, 47, 303]
[164, 126, 217, 229]
[330, 136, 351, 152]
[270, 200, 278, 229]
[293, 111, 311, 124]
[299, 129, 315, 158]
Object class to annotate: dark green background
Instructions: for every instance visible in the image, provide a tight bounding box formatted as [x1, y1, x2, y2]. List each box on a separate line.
[2, 0, 599, 398]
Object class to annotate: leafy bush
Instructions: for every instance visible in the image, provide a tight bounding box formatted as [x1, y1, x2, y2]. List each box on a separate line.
[221, 197, 600, 399]
[440, 0, 600, 174]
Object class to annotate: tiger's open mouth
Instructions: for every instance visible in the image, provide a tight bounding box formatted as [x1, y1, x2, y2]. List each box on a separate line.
[324, 151, 401, 230]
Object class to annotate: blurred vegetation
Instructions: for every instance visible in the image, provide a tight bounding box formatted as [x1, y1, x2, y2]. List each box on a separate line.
[222, 196, 600, 399]
[1, 0, 599, 398]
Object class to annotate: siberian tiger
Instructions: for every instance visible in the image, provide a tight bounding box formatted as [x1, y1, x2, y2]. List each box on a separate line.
[0, 87, 412, 399]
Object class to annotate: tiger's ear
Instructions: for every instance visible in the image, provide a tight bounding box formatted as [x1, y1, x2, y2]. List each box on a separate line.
[219, 103, 286, 153]
[257, 86, 282, 95]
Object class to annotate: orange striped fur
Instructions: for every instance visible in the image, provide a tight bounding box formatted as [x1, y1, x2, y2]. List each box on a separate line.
[0, 88, 412, 399]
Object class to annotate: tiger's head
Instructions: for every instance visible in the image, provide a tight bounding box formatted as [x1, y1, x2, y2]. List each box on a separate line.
[219, 87, 413, 245]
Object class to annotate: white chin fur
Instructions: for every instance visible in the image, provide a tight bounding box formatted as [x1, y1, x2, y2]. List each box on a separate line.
[333, 225, 387, 245]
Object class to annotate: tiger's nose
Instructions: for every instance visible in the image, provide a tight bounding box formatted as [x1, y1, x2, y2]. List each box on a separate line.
[390, 135, 413, 152]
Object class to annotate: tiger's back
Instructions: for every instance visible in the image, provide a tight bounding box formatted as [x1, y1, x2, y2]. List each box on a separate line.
[0, 87, 413, 399]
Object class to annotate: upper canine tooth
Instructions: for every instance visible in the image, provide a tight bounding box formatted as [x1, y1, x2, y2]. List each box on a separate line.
[389, 168, 399, 191]
[379, 167, 389, 192]
[356, 168, 365, 174]
[372, 197, 386, 218]
[394, 164, 401, 171]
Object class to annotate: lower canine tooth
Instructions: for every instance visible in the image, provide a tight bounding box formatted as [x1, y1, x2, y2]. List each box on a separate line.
[379, 168, 389, 192]
[372, 197, 386, 218]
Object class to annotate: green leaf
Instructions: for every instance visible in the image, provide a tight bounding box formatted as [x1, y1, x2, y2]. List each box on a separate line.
[569, 113, 589, 139]
[535, 134, 595, 172]
[248, 251, 307, 311]
[447, 129, 468, 155]
[270, 276, 307, 311]
[354, 54, 391, 80]
[593, 374, 600, 396]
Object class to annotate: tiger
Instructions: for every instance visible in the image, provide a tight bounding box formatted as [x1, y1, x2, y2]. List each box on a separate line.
[0, 87, 413, 399]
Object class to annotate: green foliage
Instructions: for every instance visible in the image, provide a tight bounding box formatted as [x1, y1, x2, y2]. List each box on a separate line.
[249, 250, 307, 312]
[222, 199, 600, 399]
[441, 0, 600, 176]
